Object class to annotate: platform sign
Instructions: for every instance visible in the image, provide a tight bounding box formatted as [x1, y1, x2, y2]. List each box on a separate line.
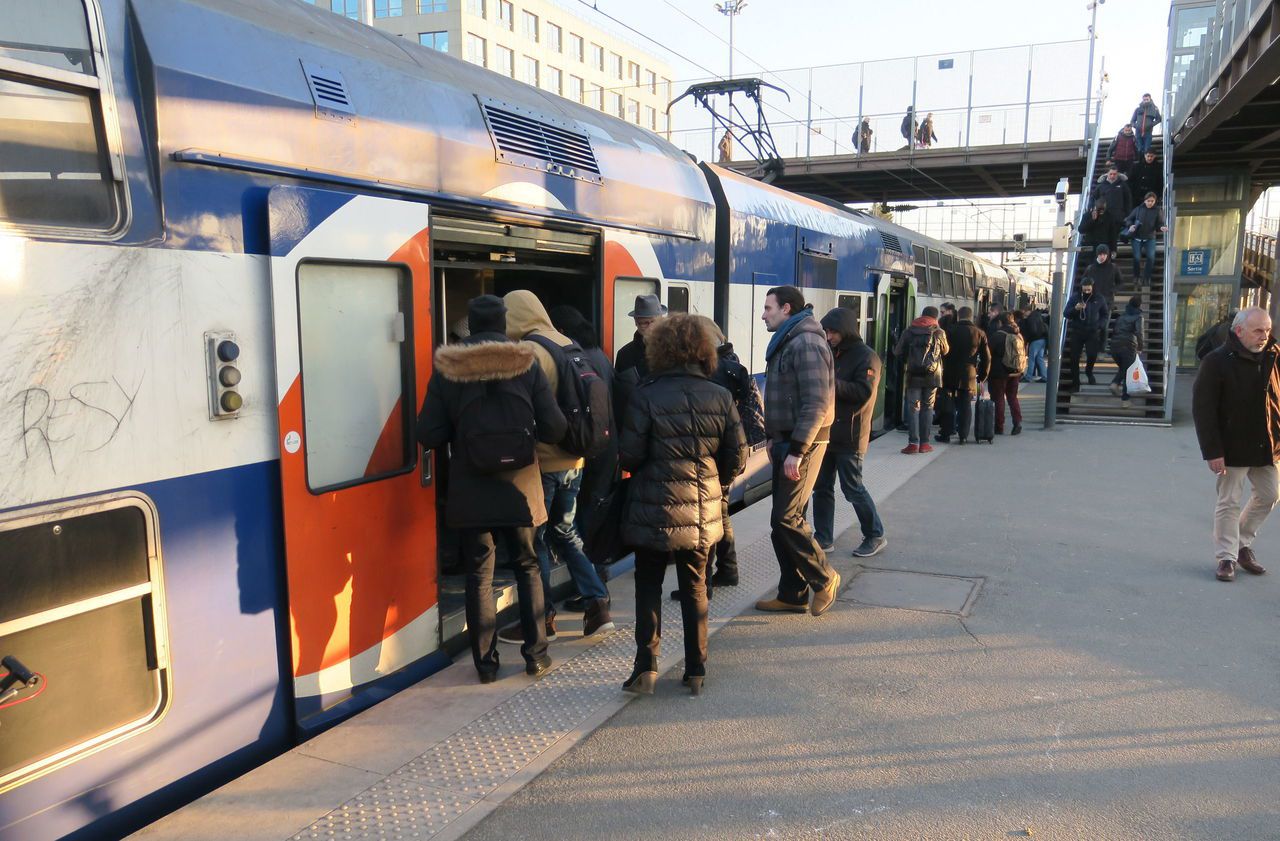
[1181, 248, 1212, 276]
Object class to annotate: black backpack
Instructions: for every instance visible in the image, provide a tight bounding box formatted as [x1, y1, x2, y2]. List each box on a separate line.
[456, 379, 537, 474]
[907, 329, 943, 376]
[527, 334, 611, 458]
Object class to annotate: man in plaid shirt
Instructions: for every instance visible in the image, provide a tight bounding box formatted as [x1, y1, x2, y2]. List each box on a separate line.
[754, 285, 842, 618]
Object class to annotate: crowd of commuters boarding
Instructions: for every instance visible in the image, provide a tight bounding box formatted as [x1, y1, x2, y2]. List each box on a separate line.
[418, 286, 890, 693]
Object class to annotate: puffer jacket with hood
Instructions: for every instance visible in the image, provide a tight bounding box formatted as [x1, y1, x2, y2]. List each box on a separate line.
[416, 333, 567, 528]
[619, 361, 747, 552]
[820, 307, 881, 455]
[1092, 173, 1132, 221]
[503, 289, 585, 473]
[893, 314, 950, 389]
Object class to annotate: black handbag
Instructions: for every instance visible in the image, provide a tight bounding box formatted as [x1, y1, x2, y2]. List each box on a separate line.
[582, 477, 631, 565]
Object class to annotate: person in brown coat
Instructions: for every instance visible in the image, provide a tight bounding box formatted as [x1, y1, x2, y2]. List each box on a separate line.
[1192, 307, 1280, 582]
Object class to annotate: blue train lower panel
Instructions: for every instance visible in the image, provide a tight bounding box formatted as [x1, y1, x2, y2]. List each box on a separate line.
[0, 462, 291, 841]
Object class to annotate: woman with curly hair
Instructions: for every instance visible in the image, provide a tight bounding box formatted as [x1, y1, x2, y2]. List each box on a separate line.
[617, 314, 748, 695]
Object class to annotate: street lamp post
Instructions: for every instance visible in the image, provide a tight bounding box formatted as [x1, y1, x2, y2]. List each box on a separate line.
[1084, 0, 1104, 139]
[715, 1, 747, 83]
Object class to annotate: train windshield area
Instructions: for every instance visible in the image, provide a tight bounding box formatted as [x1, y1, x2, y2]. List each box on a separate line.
[431, 216, 599, 642]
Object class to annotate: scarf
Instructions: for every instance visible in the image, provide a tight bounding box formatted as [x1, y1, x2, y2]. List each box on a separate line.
[765, 307, 813, 361]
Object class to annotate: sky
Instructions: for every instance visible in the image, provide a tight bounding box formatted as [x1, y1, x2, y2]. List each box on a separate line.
[562, 0, 1170, 148]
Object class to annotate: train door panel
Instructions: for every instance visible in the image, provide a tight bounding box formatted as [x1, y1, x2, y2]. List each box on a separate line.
[266, 186, 437, 730]
[883, 275, 914, 431]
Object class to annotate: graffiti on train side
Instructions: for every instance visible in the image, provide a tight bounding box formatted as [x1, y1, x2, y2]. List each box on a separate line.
[6, 375, 143, 474]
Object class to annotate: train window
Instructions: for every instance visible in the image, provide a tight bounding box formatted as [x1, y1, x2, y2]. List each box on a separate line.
[799, 253, 836, 289]
[838, 294, 863, 321]
[927, 249, 942, 295]
[297, 261, 415, 493]
[614, 276, 659, 351]
[2, 0, 94, 74]
[667, 283, 690, 313]
[0, 2, 124, 234]
[0, 495, 170, 790]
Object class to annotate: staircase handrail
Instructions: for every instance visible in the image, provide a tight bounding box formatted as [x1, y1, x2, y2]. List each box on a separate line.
[1055, 98, 1106, 371]
[1162, 91, 1175, 423]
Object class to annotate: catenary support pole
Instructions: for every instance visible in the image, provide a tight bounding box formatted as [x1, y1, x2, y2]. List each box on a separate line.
[1045, 188, 1069, 429]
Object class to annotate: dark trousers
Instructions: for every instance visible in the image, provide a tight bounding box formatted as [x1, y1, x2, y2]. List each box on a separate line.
[812, 449, 884, 546]
[1067, 328, 1101, 385]
[461, 527, 547, 676]
[770, 440, 836, 604]
[988, 375, 1023, 431]
[1111, 348, 1137, 397]
[714, 496, 737, 577]
[634, 547, 709, 675]
[938, 388, 973, 440]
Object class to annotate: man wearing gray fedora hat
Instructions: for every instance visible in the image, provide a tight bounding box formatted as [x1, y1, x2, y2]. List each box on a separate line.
[615, 293, 668, 422]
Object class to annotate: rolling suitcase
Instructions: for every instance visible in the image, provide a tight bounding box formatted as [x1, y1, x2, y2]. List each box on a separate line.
[974, 397, 996, 443]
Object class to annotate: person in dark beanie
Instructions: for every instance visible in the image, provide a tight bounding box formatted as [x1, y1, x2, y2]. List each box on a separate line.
[1064, 278, 1109, 389]
[618, 314, 747, 695]
[812, 307, 886, 557]
[938, 305, 990, 443]
[1082, 244, 1121, 310]
[1109, 295, 1145, 407]
[894, 305, 949, 453]
[417, 295, 567, 683]
[1192, 308, 1280, 582]
[755, 285, 842, 617]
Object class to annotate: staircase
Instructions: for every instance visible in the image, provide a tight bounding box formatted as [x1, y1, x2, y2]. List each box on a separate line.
[1054, 143, 1171, 426]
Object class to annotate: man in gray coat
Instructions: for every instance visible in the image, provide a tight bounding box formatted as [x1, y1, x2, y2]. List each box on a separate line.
[755, 285, 842, 618]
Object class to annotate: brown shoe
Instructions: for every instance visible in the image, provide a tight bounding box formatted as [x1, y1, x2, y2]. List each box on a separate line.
[1216, 559, 1236, 582]
[582, 599, 615, 637]
[1238, 546, 1267, 575]
[810, 571, 842, 617]
[754, 597, 807, 613]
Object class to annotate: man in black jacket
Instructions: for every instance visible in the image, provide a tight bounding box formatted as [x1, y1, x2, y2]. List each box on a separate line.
[614, 293, 666, 429]
[417, 295, 567, 683]
[1082, 244, 1121, 309]
[937, 305, 990, 443]
[1064, 278, 1109, 389]
[1128, 150, 1163, 205]
[812, 308, 886, 557]
[1091, 166, 1132, 234]
[1193, 308, 1280, 582]
[1018, 304, 1049, 382]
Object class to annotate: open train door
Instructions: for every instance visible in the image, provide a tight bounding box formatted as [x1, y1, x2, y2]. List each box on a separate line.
[266, 186, 441, 733]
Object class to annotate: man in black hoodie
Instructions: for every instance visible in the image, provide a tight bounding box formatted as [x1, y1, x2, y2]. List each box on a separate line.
[417, 295, 567, 683]
[812, 308, 887, 557]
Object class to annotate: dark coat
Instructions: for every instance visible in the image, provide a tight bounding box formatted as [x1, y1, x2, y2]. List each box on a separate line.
[1193, 332, 1280, 467]
[1091, 174, 1132, 221]
[1019, 310, 1048, 343]
[1127, 158, 1163, 202]
[417, 334, 567, 529]
[1110, 304, 1144, 355]
[1124, 204, 1167, 239]
[893, 317, 950, 389]
[713, 343, 766, 446]
[1082, 258, 1120, 307]
[1079, 209, 1123, 249]
[615, 331, 647, 377]
[618, 367, 748, 552]
[941, 319, 991, 392]
[1131, 101, 1162, 137]
[613, 332, 647, 430]
[1065, 291, 1109, 332]
[822, 308, 881, 454]
[988, 323, 1024, 379]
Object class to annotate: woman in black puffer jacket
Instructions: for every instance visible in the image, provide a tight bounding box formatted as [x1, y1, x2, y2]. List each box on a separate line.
[618, 314, 747, 696]
[1109, 295, 1145, 405]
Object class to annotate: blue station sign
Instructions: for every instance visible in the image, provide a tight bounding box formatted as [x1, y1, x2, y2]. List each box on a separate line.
[1181, 248, 1212, 276]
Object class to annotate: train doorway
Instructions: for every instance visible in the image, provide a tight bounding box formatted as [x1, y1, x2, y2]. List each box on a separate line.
[882, 275, 914, 431]
[429, 215, 599, 649]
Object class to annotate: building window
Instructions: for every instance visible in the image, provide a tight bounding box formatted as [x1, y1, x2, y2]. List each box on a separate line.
[494, 45, 514, 77]
[522, 56, 539, 87]
[417, 0, 447, 12]
[419, 31, 449, 51]
[521, 10, 538, 41]
[546, 22, 562, 53]
[659, 77, 671, 99]
[568, 33, 584, 62]
[465, 0, 485, 16]
[498, 0, 513, 29]
[644, 69, 656, 94]
[328, 0, 360, 19]
[643, 104, 655, 130]
[589, 43, 604, 71]
[374, 0, 404, 17]
[544, 66, 562, 96]
[586, 84, 602, 110]
[627, 61, 640, 86]
[608, 52, 623, 80]
[607, 91, 622, 118]
[626, 99, 639, 124]
[568, 75, 584, 103]
[465, 33, 487, 67]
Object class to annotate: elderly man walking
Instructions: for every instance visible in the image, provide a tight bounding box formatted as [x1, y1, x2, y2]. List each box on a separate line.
[755, 285, 842, 617]
[1193, 307, 1280, 582]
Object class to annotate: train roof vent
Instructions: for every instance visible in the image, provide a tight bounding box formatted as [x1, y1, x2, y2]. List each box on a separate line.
[479, 97, 603, 185]
[879, 231, 904, 253]
[301, 61, 356, 124]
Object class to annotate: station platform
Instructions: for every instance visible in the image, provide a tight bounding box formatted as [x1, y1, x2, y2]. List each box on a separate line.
[134, 379, 1280, 841]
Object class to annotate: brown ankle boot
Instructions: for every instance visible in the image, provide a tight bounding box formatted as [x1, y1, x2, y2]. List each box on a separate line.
[582, 599, 615, 637]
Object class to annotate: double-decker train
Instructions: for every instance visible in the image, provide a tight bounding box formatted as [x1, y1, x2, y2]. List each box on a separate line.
[0, 2, 1048, 838]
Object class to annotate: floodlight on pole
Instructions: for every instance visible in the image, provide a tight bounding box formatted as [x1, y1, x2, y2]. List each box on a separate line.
[715, 1, 747, 82]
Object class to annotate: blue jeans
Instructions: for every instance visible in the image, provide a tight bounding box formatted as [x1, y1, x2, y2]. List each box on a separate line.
[1132, 237, 1158, 280]
[812, 450, 884, 547]
[1135, 131, 1154, 155]
[1023, 338, 1047, 381]
[537, 468, 608, 614]
[905, 386, 935, 444]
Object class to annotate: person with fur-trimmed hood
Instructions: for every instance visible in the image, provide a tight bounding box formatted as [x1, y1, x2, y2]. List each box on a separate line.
[417, 295, 567, 684]
[618, 314, 747, 695]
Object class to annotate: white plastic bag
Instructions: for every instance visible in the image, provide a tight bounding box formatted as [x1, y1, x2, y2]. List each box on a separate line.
[1126, 357, 1152, 395]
